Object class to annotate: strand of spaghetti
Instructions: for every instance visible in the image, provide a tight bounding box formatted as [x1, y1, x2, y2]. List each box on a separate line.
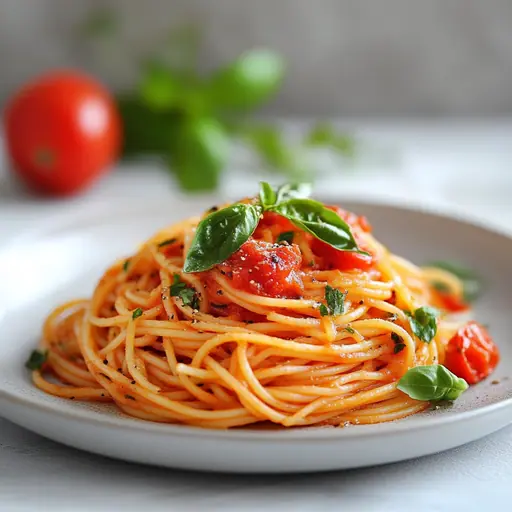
[32, 371, 110, 400]
[205, 356, 287, 423]
[284, 383, 399, 426]
[236, 342, 300, 413]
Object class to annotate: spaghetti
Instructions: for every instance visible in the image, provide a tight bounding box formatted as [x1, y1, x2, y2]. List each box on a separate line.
[30, 187, 498, 428]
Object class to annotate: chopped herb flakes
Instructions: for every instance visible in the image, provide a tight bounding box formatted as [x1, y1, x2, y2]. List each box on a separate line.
[123, 260, 130, 272]
[345, 326, 356, 334]
[170, 274, 200, 309]
[25, 349, 48, 371]
[319, 285, 346, 317]
[391, 332, 406, 353]
[132, 308, 143, 320]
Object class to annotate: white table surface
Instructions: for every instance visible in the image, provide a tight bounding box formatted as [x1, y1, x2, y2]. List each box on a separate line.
[1, 120, 512, 511]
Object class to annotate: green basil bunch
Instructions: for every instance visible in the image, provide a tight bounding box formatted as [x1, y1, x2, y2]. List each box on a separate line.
[80, 13, 358, 192]
[183, 183, 364, 273]
[428, 260, 482, 303]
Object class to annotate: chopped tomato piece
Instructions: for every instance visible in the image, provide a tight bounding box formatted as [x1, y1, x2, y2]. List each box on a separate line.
[253, 211, 295, 240]
[311, 238, 374, 271]
[219, 239, 303, 298]
[436, 291, 469, 313]
[444, 322, 499, 384]
[259, 211, 295, 231]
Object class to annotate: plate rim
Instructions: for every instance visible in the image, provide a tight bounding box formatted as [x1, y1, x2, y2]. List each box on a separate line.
[1, 197, 512, 442]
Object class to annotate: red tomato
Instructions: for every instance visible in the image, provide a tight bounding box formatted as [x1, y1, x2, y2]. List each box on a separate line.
[444, 322, 500, 384]
[220, 239, 304, 298]
[311, 238, 374, 271]
[4, 71, 120, 196]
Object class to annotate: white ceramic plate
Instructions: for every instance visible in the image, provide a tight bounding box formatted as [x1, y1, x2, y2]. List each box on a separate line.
[0, 199, 511, 474]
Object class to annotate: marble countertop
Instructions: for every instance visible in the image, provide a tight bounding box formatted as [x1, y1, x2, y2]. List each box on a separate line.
[1, 120, 512, 511]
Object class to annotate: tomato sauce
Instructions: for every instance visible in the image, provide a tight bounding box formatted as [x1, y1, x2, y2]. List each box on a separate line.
[219, 239, 304, 298]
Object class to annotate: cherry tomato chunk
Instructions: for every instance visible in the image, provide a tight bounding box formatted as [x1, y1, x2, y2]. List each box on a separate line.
[436, 291, 470, 313]
[444, 322, 499, 384]
[311, 238, 374, 271]
[220, 239, 303, 298]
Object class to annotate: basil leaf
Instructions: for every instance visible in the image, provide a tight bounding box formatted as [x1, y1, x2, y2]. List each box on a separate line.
[407, 307, 439, 344]
[208, 49, 285, 110]
[397, 365, 468, 401]
[259, 182, 277, 208]
[138, 62, 180, 111]
[172, 117, 230, 192]
[245, 126, 302, 176]
[306, 122, 357, 158]
[183, 203, 262, 272]
[132, 308, 143, 319]
[25, 349, 48, 371]
[272, 198, 361, 252]
[117, 95, 179, 157]
[320, 285, 346, 316]
[276, 231, 294, 244]
[276, 183, 313, 203]
[428, 261, 482, 303]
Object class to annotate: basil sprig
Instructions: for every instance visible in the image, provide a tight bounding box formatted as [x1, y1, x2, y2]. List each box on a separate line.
[397, 365, 468, 401]
[406, 307, 439, 344]
[429, 260, 482, 303]
[183, 182, 363, 273]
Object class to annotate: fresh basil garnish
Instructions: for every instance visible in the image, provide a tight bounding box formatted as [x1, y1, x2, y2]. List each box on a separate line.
[183, 203, 262, 272]
[406, 306, 438, 344]
[397, 365, 468, 401]
[273, 198, 361, 253]
[276, 231, 294, 244]
[25, 349, 48, 371]
[428, 260, 482, 303]
[276, 182, 312, 203]
[259, 181, 277, 208]
[183, 183, 363, 273]
[319, 285, 346, 317]
[170, 274, 200, 309]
